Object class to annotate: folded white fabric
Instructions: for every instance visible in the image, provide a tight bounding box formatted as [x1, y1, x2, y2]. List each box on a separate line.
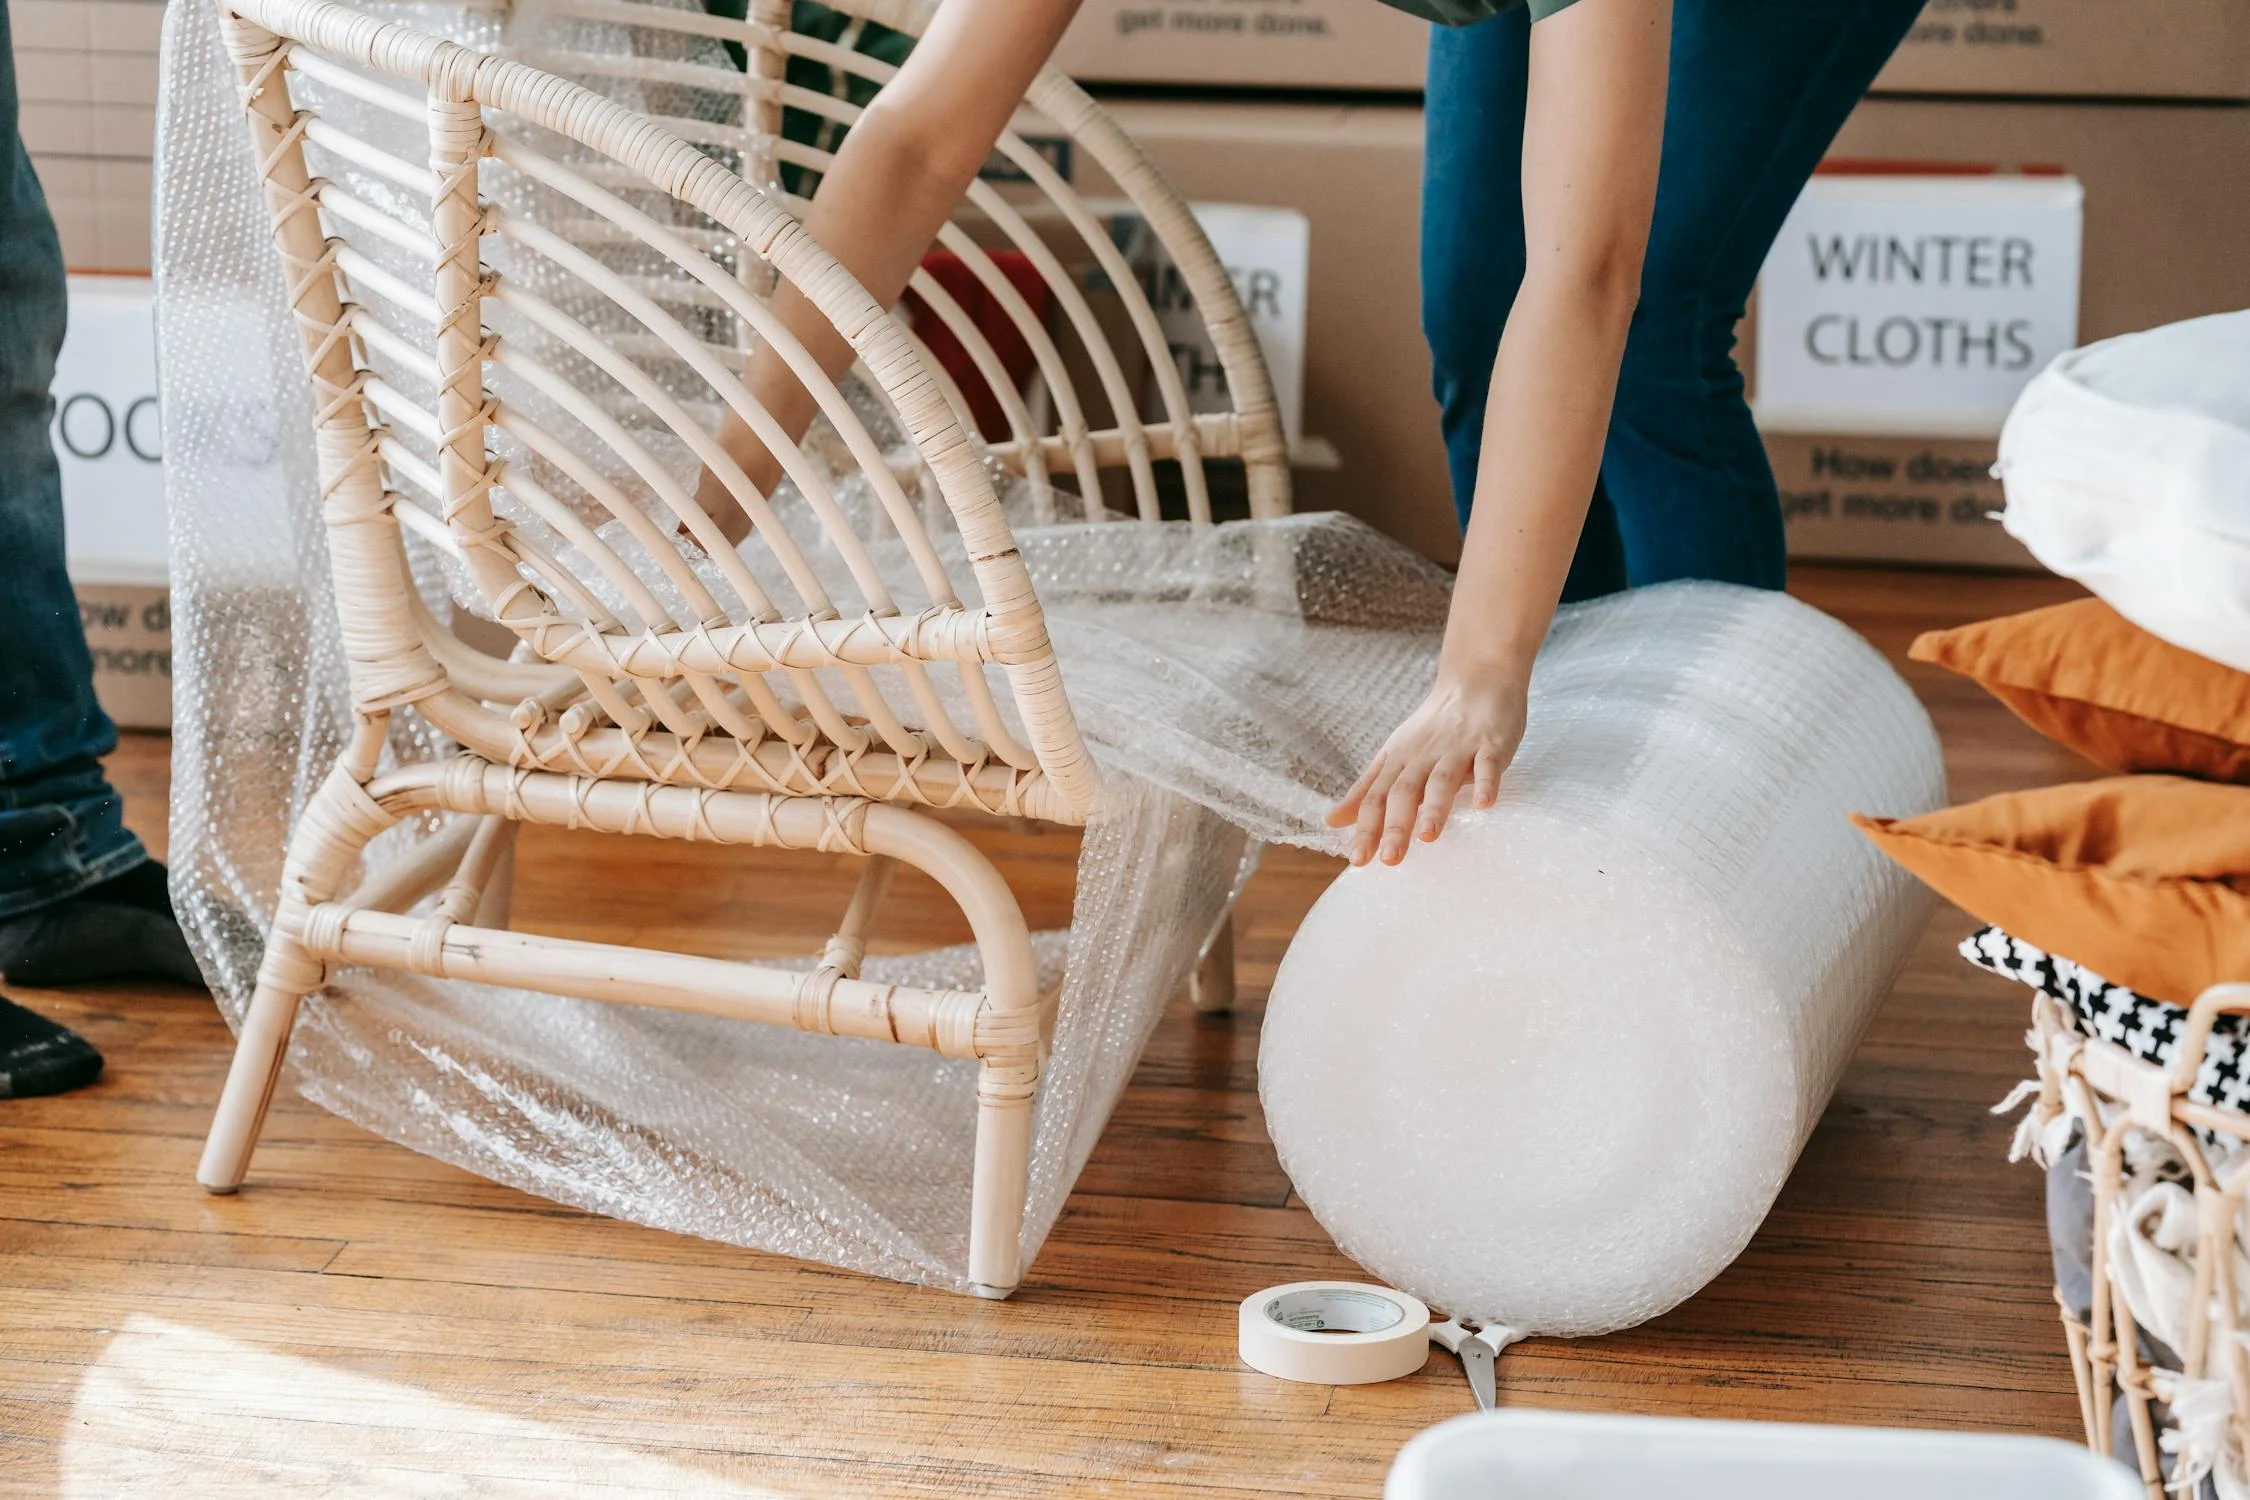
[1997, 309, 2250, 672]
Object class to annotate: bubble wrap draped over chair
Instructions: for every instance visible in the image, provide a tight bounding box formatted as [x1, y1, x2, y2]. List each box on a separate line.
[156, 0, 1453, 1289]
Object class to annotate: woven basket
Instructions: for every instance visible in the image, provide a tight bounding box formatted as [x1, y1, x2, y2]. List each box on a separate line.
[2015, 981, 2250, 1500]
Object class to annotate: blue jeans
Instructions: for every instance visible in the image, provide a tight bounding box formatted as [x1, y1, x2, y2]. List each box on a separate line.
[0, 5, 145, 920]
[1422, 0, 1926, 600]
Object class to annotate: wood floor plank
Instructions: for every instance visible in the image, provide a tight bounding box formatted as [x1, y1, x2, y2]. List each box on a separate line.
[0, 1218, 346, 1274]
[0, 565, 2094, 1494]
[0, 1285, 1395, 1498]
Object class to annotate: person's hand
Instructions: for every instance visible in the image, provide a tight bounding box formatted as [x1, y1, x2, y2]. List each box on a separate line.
[1326, 673, 1527, 867]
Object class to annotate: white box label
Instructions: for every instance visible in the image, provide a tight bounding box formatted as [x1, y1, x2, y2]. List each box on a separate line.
[52, 274, 168, 582]
[1754, 175, 2082, 437]
[1165, 203, 1309, 450]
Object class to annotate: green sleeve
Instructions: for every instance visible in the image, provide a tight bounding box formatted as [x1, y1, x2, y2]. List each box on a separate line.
[1525, 0, 1584, 16]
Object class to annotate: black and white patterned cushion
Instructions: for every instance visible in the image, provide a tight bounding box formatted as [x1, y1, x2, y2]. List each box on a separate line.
[1961, 926, 2250, 1120]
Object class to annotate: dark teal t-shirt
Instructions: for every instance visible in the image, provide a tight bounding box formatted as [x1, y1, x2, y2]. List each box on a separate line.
[1380, 0, 1580, 27]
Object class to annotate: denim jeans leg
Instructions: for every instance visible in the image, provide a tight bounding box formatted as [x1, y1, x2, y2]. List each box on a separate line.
[0, 8, 147, 921]
[1603, 0, 1929, 589]
[1420, 12, 1628, 601]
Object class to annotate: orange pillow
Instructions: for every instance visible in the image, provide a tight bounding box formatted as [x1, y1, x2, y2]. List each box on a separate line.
[1853, 776, 2250, 1006]
[1911, 600, 2250, 783]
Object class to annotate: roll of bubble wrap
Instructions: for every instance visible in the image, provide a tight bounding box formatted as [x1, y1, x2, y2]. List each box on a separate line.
[1259, 583, 1945, 1337]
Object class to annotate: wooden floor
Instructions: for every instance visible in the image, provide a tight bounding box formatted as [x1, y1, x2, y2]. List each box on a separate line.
[0, 565, 2095, 1497]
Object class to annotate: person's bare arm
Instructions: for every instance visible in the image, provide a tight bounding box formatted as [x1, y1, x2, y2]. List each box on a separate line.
[1327, 0, 1670, 866]
[695, 0, 1082, 541]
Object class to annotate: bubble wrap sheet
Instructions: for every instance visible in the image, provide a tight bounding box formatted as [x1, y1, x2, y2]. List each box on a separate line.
[154, 0, 1461, 1290]
[1259, 587, 1947, 1334]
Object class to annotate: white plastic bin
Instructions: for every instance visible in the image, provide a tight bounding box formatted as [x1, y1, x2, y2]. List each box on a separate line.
[1386, 1411, 2140, 1500]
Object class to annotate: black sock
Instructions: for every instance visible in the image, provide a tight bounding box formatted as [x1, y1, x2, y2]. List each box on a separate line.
[0, 859, 206, 989]
[79, 859, 177, 917]
[0, 994, 103, 1098]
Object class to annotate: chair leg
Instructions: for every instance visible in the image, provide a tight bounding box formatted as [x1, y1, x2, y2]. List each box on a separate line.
[1189, 915, 1236, 1015]
[198, 758, 394, 1193]
[196, 959, 317, 1193]
[469, 822, 518, 929]
[858, 804, 1047, 1297]
[968, 1051, 1038, 1298]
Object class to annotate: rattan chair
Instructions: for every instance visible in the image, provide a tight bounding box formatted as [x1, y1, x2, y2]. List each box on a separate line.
[197, 0, 1289, 1296]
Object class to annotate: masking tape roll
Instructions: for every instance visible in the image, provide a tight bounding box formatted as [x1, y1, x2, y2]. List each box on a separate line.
[1238, 1281, 1432, 1385]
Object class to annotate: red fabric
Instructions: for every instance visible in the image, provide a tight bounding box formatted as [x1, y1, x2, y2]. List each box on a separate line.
[900, 249, 1050, 441]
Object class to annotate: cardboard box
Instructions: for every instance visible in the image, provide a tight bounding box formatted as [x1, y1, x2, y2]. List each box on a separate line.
[56, 275, 171, 724]
[11, 0, 165, 53]
[1874, 0, 2250, 101]
[54, 276, 166, 564]
[1753, 173, 2083, 438]
[33, 155, 152, 271]
[1049, 0, 2250, 100]
[932, 194, 1311, 526]
[14, 0, 163, 154]
[1826, 99, 2250, 346]
[1769, 98, 2250, 563]
[1070, 96, 2250, 567]
[73, 574, 172, 731]
[949, 196, 1310, 450]
[1768, 434, 2033, 569]
[19, 0, 163, 272]
[1064, 101, 1458, 558]
[1052, 0, 1427, 93]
